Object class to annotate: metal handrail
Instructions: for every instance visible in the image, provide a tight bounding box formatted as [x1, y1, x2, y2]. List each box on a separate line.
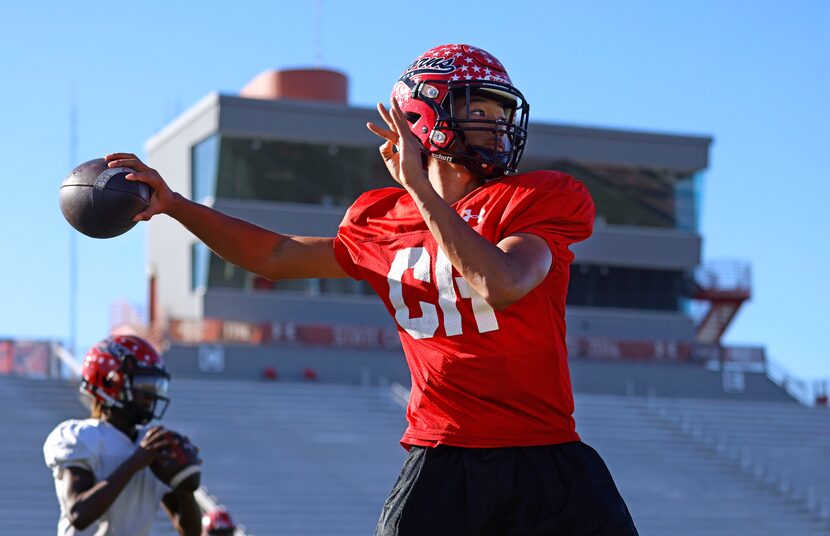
[194, 487, 250, 536]
[389, 382, 410, 409]
[694, 261, 752, 292]
[50, 343, 82, 379]
[765, 359, 813, 406]
[645, 397, 829, 528]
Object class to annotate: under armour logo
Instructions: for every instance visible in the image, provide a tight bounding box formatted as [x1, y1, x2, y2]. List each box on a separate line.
[462, 209, 484, 223]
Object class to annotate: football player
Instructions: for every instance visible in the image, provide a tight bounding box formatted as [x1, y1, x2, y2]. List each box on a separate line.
[106, 43, 638, 535]
[43, 335, 201, 536]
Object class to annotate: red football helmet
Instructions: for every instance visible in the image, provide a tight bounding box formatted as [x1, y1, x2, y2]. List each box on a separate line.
[202, 508, 236, 535]
[80, 335, 170, 425]
[392, 44, 529, 179]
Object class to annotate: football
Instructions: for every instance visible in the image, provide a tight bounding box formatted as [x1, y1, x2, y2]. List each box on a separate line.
[59, 158, 150, 239]
[150, 431, 202, 492]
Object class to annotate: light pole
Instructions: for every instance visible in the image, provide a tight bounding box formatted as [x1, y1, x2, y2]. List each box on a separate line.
[69, 94, 78, 359]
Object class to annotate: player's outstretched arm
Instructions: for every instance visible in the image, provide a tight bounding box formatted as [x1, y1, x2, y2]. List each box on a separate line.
[368, 101, 552, 310]
[59, 426, 172, 530]
[104, 153, 347, 280]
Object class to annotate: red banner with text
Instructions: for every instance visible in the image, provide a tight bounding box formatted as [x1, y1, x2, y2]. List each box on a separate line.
[166, 318, 765, 366]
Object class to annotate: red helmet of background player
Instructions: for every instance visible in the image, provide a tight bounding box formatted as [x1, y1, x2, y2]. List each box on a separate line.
[80, 335, 170, 426]
[392, 44, 529, 179]
[202, 508, 236, 535]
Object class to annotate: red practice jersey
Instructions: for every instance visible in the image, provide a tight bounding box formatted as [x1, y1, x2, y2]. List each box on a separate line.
[334, 170, 595, 448]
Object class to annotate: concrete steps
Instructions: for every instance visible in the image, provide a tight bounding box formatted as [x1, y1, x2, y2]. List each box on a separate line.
[2, 375, 829, 535]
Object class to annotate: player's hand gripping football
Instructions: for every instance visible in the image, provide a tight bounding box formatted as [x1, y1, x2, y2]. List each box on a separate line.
[105, 153, 175, 222]
[130, 425, 174, 469]
[366, 98, 429, 190]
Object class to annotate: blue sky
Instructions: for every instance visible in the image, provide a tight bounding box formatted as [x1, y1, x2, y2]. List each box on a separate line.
[1, 1, 827, 379]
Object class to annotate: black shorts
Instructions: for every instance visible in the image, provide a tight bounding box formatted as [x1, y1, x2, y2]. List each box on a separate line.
[375, 441, 638, 536]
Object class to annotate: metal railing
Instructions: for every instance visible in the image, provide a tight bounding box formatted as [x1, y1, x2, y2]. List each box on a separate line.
[51, 343, 82, 379]
[644, 396, 830, 528]
[765, 359, 814, 406]
[694, 260, 752, 292]
[388, 382, 410, 409]
[194, 487, 250, 536]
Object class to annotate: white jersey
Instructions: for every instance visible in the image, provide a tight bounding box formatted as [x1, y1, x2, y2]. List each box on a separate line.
[43, 419, 171, 536]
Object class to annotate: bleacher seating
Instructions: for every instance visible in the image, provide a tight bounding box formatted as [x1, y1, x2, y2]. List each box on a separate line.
[645, 396, 830, 527]
[575, 394, 830, 536]
[3, 374, 830, 535]
[160, 379, 407, 536]
[0, 376, 83, 536]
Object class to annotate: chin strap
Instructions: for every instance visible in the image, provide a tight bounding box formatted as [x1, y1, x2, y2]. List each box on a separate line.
[83, 381, 158, 426]
[82, 380, 125, 410]
[431, 135, 509, 180]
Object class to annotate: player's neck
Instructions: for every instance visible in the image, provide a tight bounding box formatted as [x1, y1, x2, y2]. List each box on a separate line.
[103, 412, 139, 442]
[428, 160, 485, 205]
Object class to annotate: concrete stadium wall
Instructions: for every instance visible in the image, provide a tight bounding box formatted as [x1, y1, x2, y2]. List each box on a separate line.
[163, 343, 410, 386]
[163, 344, 794, 403]
[569, 359, 796, 402]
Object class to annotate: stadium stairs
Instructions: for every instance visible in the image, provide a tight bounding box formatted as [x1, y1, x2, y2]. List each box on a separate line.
[645, 396, 830, 529]
[4, 374, 830, 535]
[575, 394, 830, 536]
[0, 375, 86, 536]
[159, 379, 407, 536]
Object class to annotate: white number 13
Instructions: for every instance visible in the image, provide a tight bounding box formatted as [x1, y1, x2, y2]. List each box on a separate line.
[387, 247, 499, 340]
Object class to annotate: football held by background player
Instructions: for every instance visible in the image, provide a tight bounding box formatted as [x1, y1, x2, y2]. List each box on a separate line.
[106, 43, 638, 535]
[43, 335, 201, 536]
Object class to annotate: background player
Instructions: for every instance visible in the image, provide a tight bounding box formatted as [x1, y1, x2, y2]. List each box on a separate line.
[43, 335, 201, 536]
[105, 43, 637, 535]
[201, 507, 237, 536]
